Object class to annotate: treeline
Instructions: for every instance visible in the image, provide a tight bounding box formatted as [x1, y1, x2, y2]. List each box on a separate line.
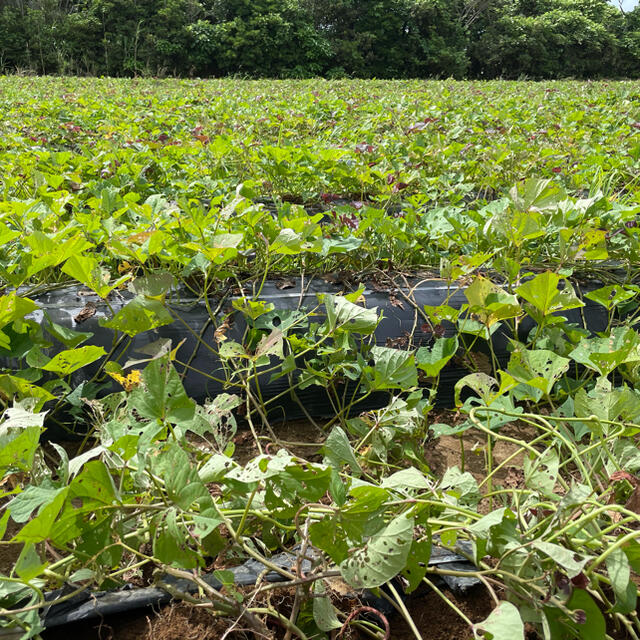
[0, 0, 639, 79]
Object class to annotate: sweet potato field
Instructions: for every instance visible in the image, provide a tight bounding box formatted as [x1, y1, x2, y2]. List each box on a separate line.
[2, 77, 640, 640]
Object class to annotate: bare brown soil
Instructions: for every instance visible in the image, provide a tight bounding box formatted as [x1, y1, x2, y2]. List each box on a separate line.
[41, 587, 497, 640]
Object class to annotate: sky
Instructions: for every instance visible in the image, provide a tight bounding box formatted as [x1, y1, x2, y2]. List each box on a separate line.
[612, 0, 639, 10]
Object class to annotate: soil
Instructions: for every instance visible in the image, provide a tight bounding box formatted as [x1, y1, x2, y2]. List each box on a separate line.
[393, 586, 494, 640]
[423, 414, 536, 484]
[41, 586, 498, 640]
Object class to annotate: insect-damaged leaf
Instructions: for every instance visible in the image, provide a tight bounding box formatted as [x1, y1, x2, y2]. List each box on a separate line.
[340, 513, 414, 589]
[100, 296, 174, 337]
[516, 272, 583, 322]
[128, 357, 195, 423]
[41, 345, 106, 375]
[365, 346, 418, 390]
[464, 277, 521, 327]
[416, 336, 458, 378]
[321, 294, 378, 334]
[402, 536, 432, 593]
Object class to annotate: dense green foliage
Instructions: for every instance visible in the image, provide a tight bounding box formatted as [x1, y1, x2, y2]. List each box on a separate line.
[1, 0, 639, 78]
[4, 78, 640, 639]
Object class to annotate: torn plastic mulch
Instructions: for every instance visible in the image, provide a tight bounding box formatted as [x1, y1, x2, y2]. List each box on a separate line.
[38, 544, 480, 629]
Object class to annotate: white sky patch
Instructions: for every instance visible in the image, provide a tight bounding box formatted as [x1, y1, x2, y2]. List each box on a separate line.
[611, 0, 638, 10]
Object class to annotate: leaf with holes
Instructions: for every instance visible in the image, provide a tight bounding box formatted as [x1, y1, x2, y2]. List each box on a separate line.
[340, 513, 414, 589]
[416, 336, 458, 378]
[524, 448, 559, 497]
[454, 372, 498, 407]
[321, 294, 378, 334]
[365, 346, 418, 390]
[532, 541, 590, 578]
[508, 348, 569, 397]
[41, 345, 106, 375]
[570, 327, 640, 376]
[100, 296, 174, 337]
[402, 537, 432, 593]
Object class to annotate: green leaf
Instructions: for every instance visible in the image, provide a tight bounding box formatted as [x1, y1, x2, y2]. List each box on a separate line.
[321, 294, 378, 334]
[531, 541, 589, 578]
[8, 485, 64, 523]
[231, 298, 274, 320]
[70, 460, 118, 505]
[45, 315, 93, 348]
[322, 426, 362, 474]
[14, 488, 69, 543]
[402, 537, 432, 593]
[564, 589, 606, 640]
[153, 443, 210, 511]
[381, 468, 430, 492]
[313, 581, 342, 631]
[416, 336, 458, 377]
[623, 540, 640, 574]
[100, 296, 174, 337]
[464, 277, 521, 326]
[153, 507, 200, 568]
[271, 228, 305, 255]
[0, 511, 9, 539]
[41, 345, 106, 375]
[607, 547, 635, 614]
[128, 357, 195, 423]
[340, 513, 414, 589]
[510, 177, 562, 212]
[329, 467, 347, 506]
[128, 272, 175, 298]
[468, 507, 513, 536]
[0, 294, 38, 328]
[0, 427, 41, 473]
[15, 543, 47, 582]
[0, 294, 38, 349]
[474, 601, 524, 640]
[366, 346, 418, 390]
[62, 253, 126, 298]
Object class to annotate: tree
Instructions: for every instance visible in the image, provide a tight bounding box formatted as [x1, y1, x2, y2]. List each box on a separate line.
[471, 0, 624, 78]
[205, 0, 329, 77]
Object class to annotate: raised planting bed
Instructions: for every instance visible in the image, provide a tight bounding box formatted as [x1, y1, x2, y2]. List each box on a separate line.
[1, 272, 609, 439]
